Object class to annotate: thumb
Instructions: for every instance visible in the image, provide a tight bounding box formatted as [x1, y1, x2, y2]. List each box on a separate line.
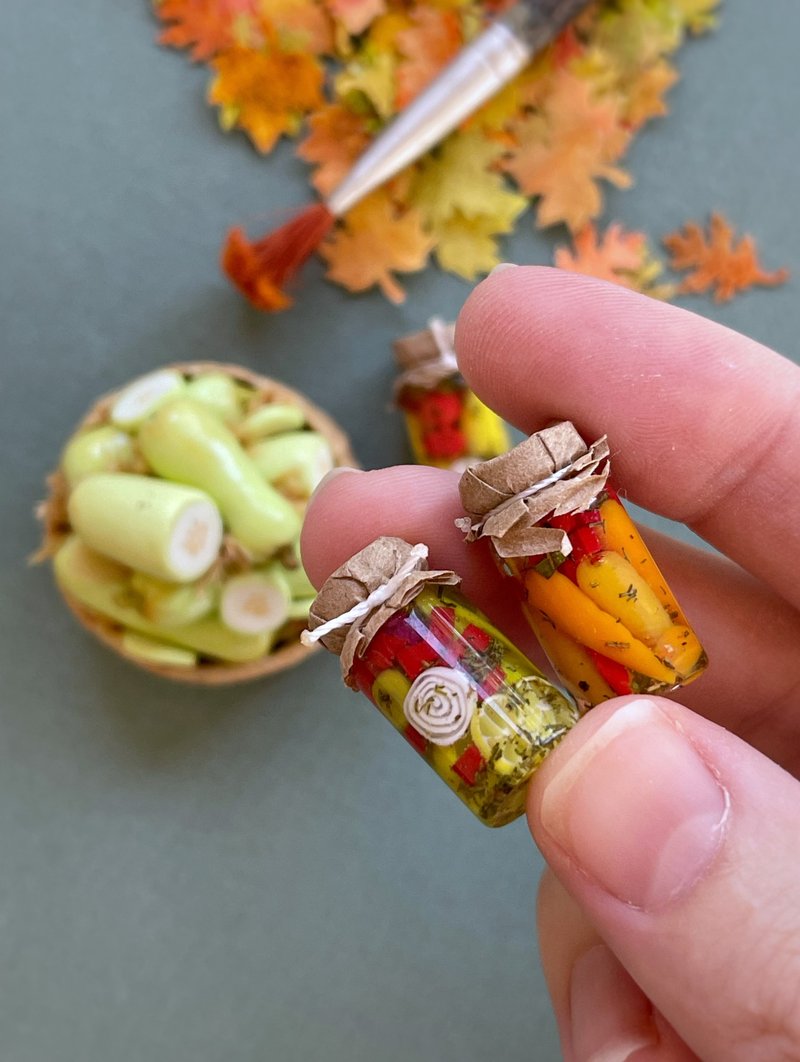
[527, 696, 800, 1062]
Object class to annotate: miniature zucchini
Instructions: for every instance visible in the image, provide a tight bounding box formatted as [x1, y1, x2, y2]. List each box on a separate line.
[67, 473, 223, 583]
[138, 399, 301, 555]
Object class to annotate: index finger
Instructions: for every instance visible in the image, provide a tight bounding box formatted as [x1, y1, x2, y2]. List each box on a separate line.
[455, 267, 800, 608]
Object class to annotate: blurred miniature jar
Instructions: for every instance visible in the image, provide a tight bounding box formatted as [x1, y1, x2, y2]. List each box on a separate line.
[457, 423, 708, 711]
[393, 318, 510, 471]
[303, 537, 579, 827]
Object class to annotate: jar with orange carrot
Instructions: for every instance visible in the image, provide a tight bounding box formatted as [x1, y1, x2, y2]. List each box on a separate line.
[456, 423, 708, 711]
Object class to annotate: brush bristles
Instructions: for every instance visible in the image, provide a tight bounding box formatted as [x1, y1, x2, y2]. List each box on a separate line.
[221, 203, 335, 312]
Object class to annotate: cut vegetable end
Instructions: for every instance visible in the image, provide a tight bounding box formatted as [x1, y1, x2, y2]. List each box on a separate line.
[110, 369, 185, 429]
[168, 499, 224, 581]
[220, 572, 291, 635]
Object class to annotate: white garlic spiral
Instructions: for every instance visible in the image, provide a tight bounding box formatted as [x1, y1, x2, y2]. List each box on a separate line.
[403, 667, 477, 746]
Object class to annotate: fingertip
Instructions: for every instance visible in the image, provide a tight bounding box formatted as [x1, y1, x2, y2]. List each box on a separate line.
[299, 464, 466, 589]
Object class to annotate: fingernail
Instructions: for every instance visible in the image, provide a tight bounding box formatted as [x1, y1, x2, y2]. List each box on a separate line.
[489, 262, 517, 275]
[540, 700, 728, 911]
[308, 465, 361, 502]
[569, 945, 658, 1061]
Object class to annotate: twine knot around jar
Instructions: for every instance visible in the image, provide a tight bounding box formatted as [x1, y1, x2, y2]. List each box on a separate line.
[302, 536, 460, 686]
[455, 422, 610, 558]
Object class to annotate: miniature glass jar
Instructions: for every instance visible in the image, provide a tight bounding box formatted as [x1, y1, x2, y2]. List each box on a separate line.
[457, 423, 708, 711]
[303, 537, 579, 827]
[393, 319, 510, 471]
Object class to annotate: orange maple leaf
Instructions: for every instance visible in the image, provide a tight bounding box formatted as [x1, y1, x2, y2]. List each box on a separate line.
[395, 8, 463, 110]
[209, 26, 324, 153]
[555, 222, 646, 284]
[156, 0, 257, 62]
[663, 213, 790, 302]
[502, 70, 632, 232]
[297, 104, 371, 196]
[323, 0, 385, 36]
[319, 190, 433, 303]
[623, 58, 679, 129]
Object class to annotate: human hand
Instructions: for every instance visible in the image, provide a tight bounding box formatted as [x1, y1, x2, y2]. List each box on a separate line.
[301, 266, 800, 1060]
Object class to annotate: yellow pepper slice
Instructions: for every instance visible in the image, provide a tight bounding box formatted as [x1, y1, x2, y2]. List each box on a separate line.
[576, 550, 672, 647]
[599, 499, 684, 622]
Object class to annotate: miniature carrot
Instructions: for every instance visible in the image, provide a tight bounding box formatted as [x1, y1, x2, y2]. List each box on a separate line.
[523, 568, 678, 684]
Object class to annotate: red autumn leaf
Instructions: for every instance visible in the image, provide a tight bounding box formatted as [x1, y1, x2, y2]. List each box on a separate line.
[663, 213, 790, 302]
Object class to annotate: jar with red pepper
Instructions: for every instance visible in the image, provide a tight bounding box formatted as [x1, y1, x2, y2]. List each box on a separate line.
[303, 537, 579, 827]
[393, 319, 510, 471]
[457, 423, 708, 711]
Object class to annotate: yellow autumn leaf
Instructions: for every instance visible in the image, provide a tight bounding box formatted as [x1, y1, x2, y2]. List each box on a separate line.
[320, 190, 434, 302]
[334, 48, 396, 118]
[434, 213, 508, 279]
[411, 131, 520, 224]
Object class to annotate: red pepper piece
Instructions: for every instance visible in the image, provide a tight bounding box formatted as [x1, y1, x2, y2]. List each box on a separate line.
[452, 745, 485, 786]
[573, 507, 602, 527]
[348, 656, 376, 698]
[404, 723, 428, 754]
[462, 623, 492, 653]
[548, 512, 579, 533]
[478, 666, 506, 699]
[556, 555, 580, 583]
[571, 524, 604, 558]
[382, 612, 424, 646]
[395, 640, 441, 680]
[587, 649, 633, 695]
[418, 389, 463, 430]
[366, 629, 405, 673]
[428, 605, 457, 646]
[422, 427, 468, 459]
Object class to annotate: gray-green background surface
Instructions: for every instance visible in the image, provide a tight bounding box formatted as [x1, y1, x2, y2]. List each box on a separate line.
[2, 3, 798, 1060]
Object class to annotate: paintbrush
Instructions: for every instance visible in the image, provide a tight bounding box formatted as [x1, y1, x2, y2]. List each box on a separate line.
[223, 0, 592, 310]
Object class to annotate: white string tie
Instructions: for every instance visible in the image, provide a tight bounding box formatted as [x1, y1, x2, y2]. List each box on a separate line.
[301, 543, 429, 646]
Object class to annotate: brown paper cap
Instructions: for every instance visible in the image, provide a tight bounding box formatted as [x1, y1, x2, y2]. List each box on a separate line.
[456, 422, 610, 557]
[392, 321, 459, 394]
[307, 536, 459, 686]
[34, 361, 358, 686]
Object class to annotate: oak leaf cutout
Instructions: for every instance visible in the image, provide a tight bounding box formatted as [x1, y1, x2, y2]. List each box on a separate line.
[663, 213, 789, 302]
[556, 222, 675, 299]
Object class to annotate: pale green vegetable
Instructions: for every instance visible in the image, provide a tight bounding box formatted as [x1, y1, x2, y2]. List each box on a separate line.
[110, 369, 185, 430]
[55, 537, 269, 663]
[248, 431, 334, 499]
[121, 632, 197, 668]
[185, 373, 244, 425]
[286, 597, 315, 622]
[129, 571, 218, 627]
[238, 403, 306, 443]
[139, 399, 301, 556]
[61, 426, 137, 487]
[280, 558, 317, 600]
[220, 566, 291, 635]
[67, 473, 223, 583]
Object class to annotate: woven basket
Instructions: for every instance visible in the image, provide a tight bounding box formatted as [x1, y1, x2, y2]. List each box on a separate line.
[37, 361, 357, 685]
